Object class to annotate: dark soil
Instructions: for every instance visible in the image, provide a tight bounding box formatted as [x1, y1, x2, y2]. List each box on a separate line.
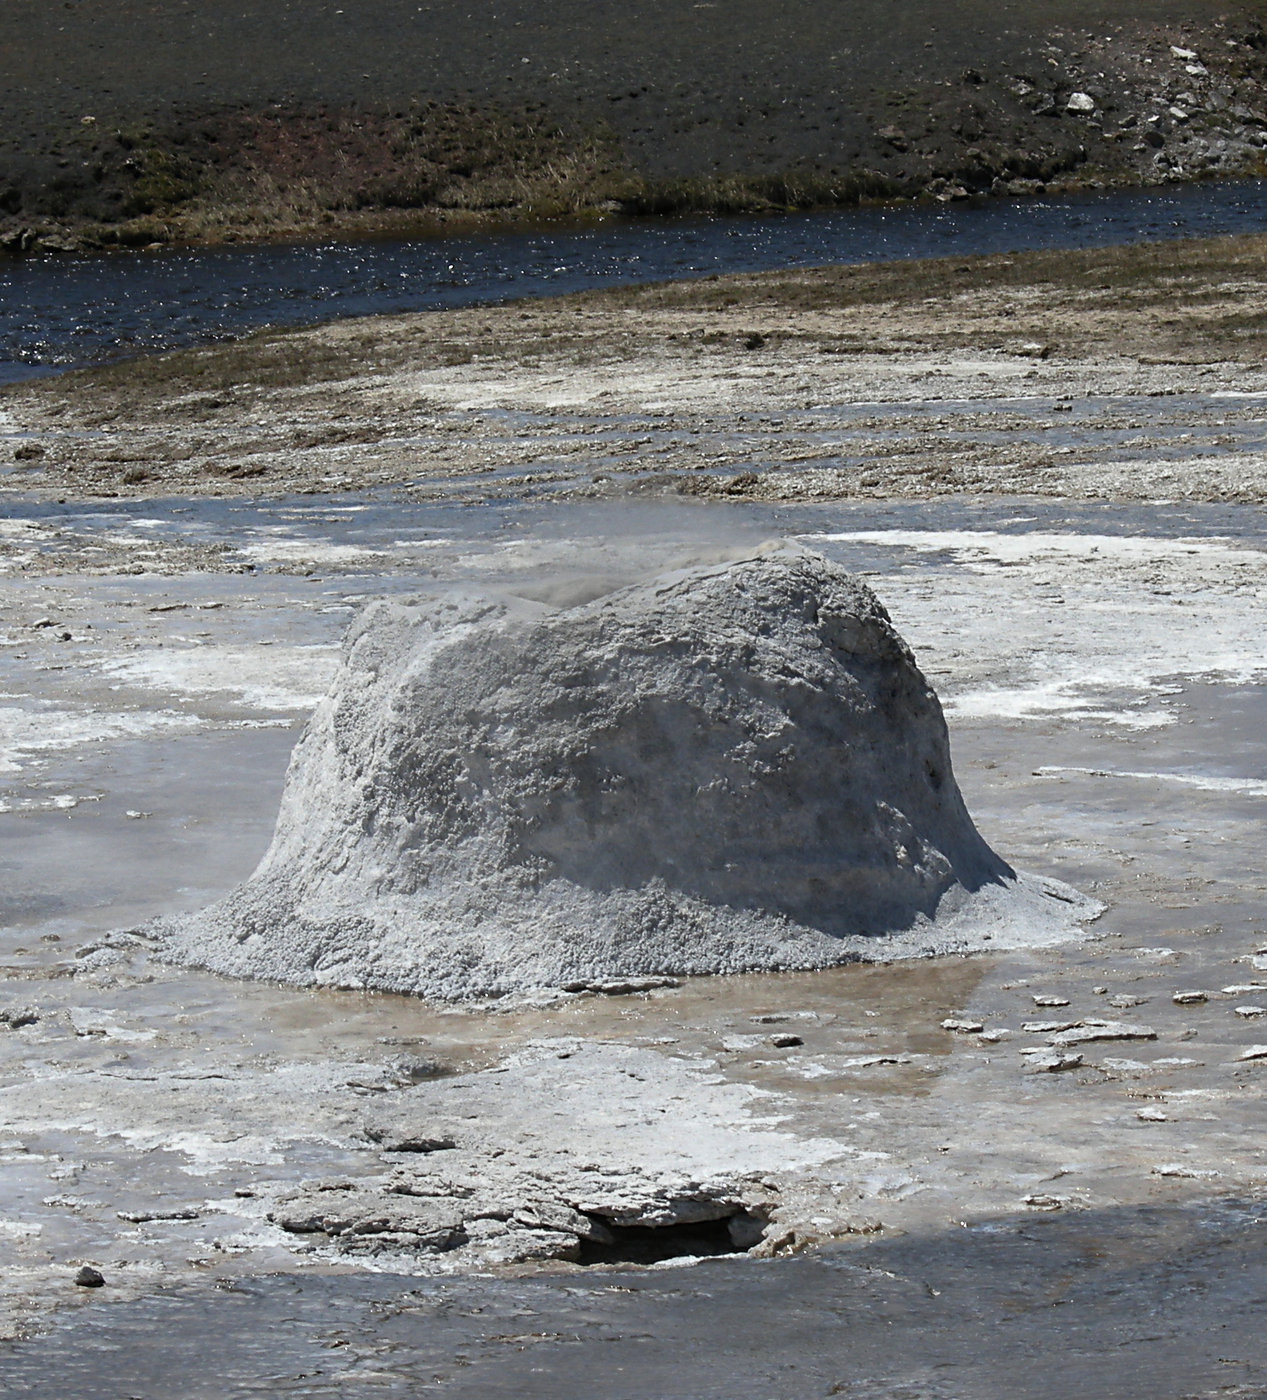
[3, 0, 1267, 250]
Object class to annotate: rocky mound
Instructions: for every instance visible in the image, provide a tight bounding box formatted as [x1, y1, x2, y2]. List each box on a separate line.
[155, 549, 1097, 998]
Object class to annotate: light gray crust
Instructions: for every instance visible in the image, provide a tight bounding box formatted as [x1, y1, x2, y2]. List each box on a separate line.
[154, 550, 1099, 997]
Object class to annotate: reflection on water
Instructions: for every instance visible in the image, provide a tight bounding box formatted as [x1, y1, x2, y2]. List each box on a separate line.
[5, 178, 1267, 380]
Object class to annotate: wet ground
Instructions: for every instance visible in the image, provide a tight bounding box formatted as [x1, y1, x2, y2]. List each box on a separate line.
[5, 1196, 1267, 1399]
[1, 487, 1266, 1392]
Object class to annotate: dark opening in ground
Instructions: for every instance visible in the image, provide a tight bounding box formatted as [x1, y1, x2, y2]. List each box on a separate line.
[577, 1216, 752, 1266]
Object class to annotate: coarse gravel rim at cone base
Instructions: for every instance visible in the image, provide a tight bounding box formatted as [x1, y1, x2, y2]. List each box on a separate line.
[153, 547, 1101, 1000]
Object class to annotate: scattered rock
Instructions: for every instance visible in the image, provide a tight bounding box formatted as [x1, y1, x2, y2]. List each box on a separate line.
[1031, 994, 1070, 1007]
[1066, 92, 1096, 114]
[1020, 1019, 1080, 1034]
[1022, 1193, 1069, 1210]
[768, 1033, 804, 1048]
[1099, 1057, 1154, 1074]
[941, 1018, 985, 1034]
[1107, 994, 1148, 1009]
[1152, 1163, 1219, 1179]
[1234, 1005, 1266, 1018]
[1171, 990, 1208, 1005]
[1020, 1048, 1083, 1073]
[1235, 1044, 1267, 1062]
[1049, 1020, 1157, 1047]
[1136, 1106, 1168, 1122]
[73, 1266, 104, 1288]
[1223, 983, 1267, 995]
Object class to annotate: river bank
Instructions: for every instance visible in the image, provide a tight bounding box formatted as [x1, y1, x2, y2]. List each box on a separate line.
[3, 1, 1267, 253]
[5, 231, 1267, 507]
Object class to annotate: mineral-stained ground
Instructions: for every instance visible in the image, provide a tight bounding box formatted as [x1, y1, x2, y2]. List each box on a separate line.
[2, 235, 1267, 1393]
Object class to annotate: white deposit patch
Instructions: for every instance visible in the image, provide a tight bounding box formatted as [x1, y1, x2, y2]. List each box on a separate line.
[232, 537, 390, 566]
[803, 529, 1267, 726]
[99, 644, 338, 711]
[0, 704, 199, 775]
[810, 529, 1266, 571]
[1035, 765, 1267, 797]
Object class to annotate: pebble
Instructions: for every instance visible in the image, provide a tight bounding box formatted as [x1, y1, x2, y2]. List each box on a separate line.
[941, 1019, 984, 1034]
[73, 1266, 104, 1288]
[1031, 995, 1070, 1008]
[1171, 991, 1208, 1005]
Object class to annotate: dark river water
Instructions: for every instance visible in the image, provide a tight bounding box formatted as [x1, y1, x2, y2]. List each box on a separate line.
[5, 177, 1267, 382]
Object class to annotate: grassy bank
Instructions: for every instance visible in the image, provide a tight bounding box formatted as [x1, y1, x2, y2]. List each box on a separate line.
[4, 1, 1267, 253]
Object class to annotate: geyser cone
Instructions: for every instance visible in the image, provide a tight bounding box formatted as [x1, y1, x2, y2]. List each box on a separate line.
[155, 549, 1098, 997]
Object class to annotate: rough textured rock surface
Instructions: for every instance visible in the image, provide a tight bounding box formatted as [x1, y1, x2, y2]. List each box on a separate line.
[156, 549, 1096, 997]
